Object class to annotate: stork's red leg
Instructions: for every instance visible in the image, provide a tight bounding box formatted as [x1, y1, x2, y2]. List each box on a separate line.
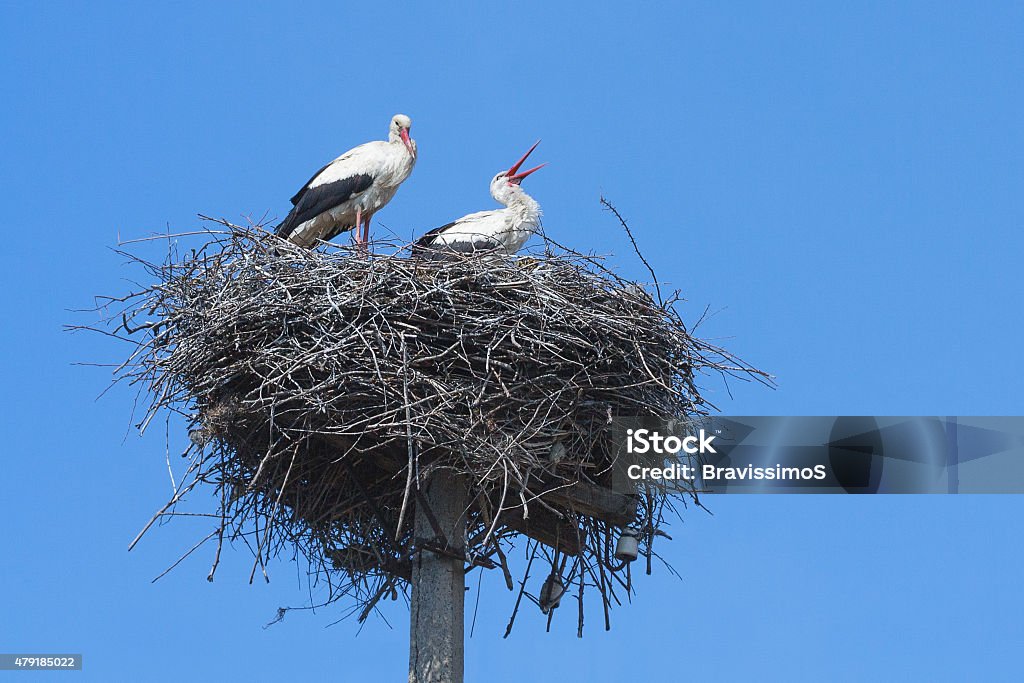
[353, 206, 363, 246]
[362, 212, 372, 245]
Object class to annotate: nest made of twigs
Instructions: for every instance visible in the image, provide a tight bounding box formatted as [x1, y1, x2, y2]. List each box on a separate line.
[92, 218, 768, 631]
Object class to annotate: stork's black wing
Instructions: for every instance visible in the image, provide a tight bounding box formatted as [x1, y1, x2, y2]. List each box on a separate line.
[289, 161, 333, 206]
[411, 221, 457, 256]
[276, 173, 374, 238]
[411, 222, 502, 259]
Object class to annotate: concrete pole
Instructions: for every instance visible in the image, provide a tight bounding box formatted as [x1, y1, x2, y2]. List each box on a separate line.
[409, 469, 467, 683]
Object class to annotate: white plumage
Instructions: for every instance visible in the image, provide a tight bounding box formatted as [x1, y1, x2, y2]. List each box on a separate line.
[276, 114, 417, 247]
[413, 142, 544, 257]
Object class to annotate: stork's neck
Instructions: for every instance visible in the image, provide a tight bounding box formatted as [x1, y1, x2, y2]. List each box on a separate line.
[497, 186, 541, 226]
[493, 183, 531, 207]
[509, 188, 539, 212]
[387, 134, 417, 162]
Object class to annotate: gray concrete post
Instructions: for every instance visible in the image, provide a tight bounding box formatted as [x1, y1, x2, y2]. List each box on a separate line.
[409, 469, 466, 683]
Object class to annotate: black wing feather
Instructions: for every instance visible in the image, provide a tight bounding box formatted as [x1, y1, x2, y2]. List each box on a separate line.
[411, 222, 501, 259]
[411, 221, 458, 255]
[289, 161, 333, 206]
[276, 173, 374, 238]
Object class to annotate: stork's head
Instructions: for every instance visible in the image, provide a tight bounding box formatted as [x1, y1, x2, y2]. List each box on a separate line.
[490, 141, 545, 201]
[389, 114, 416, 157]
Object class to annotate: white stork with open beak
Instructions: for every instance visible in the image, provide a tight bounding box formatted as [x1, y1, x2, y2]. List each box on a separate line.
[276, 114, 417, 248]
[412, 141, 544, 257]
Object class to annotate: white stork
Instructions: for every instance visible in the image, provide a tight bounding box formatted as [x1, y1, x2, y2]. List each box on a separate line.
[276, 114, 417, 247]
[412, 141, 544, 257]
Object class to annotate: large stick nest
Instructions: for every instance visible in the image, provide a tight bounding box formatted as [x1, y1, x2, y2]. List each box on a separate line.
[93, 218, 768, 630]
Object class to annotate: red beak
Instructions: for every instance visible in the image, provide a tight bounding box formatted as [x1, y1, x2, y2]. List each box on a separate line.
[507, 140, 545, 184]
[400, 128, 415, 156]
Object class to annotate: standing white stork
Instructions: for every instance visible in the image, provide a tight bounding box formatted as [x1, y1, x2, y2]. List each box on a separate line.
[276, 114, 417, 248]
[412, 141, 544, 257]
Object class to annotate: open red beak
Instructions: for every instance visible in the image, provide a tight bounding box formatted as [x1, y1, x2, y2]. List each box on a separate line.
[507, 140, 545, 184]
[400, 128, 415, 156]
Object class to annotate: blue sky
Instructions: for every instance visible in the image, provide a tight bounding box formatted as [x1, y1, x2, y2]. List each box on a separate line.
[1, 1, 1022, 680]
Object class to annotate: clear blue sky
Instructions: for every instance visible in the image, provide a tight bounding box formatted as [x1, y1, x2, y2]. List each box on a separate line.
[1, 2, 1022, 680]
